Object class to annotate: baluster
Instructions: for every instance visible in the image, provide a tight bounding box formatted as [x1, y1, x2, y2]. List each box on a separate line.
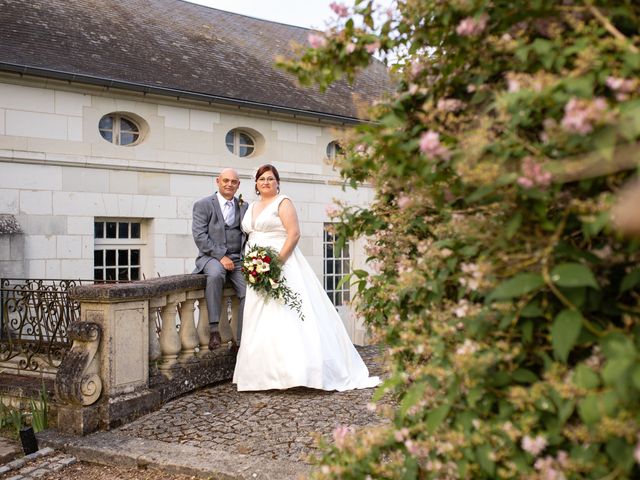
[148, 306, 161, 364]
[158, 300, 180, 371]
[179, 298, 198, 362]
[196, 297, 210, 356]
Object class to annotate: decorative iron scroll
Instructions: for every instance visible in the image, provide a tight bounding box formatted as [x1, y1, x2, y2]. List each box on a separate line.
[0, 278, 86, 371]
[55, 319, 102, 406]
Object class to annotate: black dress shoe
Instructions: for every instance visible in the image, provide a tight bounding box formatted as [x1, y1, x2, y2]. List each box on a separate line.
[209, 331, 222, 350]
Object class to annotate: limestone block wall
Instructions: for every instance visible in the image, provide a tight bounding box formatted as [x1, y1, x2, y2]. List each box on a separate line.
[0, 75, 373, 342]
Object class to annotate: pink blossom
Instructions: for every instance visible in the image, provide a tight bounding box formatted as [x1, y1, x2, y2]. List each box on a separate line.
[355, 143, 367, 153]
[507, 77, 521, 93]
[419, 130, 451, 161]
[456, 13, 489, 37]
[345, 42, 356, 53]
[410, 61, 423, 78]
[561, 97, 608, 135]
[325, 204, 340, 217]
[365, 41, 380, 54]
[308, 33, 327, 49]
[437, 98, 464, 112]
[404, 439, 421, 456]
[606, 76, 635, 93]
[522, 434, 548, 456]
[329, 2, 349, 18]
[397, 194, 412, 209]
[332, 425, 354, 449]
[517, 156, 552, 189]
[534, 456, 563, 480]
[394, 427, 409, 442]
[635, 435, 640, 464]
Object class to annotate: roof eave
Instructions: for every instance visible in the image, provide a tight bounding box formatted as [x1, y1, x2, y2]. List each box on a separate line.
[0, 62, 364, 125]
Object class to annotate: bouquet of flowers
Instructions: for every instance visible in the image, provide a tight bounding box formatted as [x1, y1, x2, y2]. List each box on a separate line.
[242, 245, 304, 320]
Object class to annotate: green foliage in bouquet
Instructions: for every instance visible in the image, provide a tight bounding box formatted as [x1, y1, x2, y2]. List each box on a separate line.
[282, 0, 640, 478]
[242, 245, 305, 320]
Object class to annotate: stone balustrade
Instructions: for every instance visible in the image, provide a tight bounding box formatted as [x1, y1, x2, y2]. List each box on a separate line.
[55, 274, 239, 435]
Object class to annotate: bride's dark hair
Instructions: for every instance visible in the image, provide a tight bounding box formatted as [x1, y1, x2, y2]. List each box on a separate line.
[254, 164, 281, 195]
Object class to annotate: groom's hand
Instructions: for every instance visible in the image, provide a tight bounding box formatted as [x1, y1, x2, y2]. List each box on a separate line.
[220, 256, 235, 271]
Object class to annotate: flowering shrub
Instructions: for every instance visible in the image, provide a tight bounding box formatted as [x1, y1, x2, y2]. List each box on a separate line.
[282, 1, 640, 478]
[242, 245, 304, 320]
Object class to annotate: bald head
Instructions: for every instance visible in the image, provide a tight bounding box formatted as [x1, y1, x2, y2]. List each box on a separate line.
[216, 168, 240, 200]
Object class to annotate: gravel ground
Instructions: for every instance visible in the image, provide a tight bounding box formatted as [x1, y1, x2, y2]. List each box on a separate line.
[39, 462, 199, 480]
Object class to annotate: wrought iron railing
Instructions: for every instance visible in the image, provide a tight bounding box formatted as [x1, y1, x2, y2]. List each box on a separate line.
[0, 278, 90, 373]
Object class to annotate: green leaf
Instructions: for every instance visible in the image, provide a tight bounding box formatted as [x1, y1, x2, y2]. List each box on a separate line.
[620, 269, 640, 294]
[487, 273, 545, 301]
[602, 358, 632, 386]
[551, 263, 599, 289]
[601, 332, 636, 359]
[399, 381, 427, 418]
[550, 309, 583, 362]
[476, 444, 495, 476]
[512, 369, 538, 383]
[631, 365, 640, 390]
[574, 364, 600, 389]
[578, 394, 599, 425]
[520, 301, 543, 318]
[427, 403, 450, 433]
[505, 212, 522, 240]
[606, 437, 634, 470]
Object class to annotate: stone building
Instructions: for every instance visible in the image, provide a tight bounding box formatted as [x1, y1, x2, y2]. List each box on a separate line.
[0, 0, 390, 343]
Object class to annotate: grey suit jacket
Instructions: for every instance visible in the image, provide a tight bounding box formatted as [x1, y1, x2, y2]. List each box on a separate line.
[192, 193, 249, 273]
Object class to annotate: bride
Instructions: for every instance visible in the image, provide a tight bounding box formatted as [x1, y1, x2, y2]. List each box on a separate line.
[233, 164, 380, 391]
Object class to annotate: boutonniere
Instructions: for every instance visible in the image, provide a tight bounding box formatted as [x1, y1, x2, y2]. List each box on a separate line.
[238, 194, 244, 206]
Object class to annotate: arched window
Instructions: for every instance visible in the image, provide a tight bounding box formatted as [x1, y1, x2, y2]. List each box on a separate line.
[326, 140, 343, 160]
[99, 113, 141, 146]
[226, 129, 255, 157]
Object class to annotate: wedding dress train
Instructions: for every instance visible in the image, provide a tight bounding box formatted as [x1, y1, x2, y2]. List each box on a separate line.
[233, 194, 380, 391]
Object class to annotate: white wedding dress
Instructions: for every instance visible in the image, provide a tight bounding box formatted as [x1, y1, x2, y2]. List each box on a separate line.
[233, 194, 380, 391]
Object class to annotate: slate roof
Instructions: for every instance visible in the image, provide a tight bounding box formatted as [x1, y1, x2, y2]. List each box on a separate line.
[0, 0, 392, 123]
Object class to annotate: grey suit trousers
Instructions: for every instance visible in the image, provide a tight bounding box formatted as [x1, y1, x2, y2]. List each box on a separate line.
[202, 258, 246, 341]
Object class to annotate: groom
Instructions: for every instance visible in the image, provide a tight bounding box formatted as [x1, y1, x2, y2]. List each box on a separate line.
[192, 168, 248, 349]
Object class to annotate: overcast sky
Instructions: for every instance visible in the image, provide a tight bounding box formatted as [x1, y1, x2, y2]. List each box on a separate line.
[183, 0, 357, 29]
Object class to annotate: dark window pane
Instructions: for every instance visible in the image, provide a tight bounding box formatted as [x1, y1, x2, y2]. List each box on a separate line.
[106, 222, 117, 238]
[99, 130, 113, 142]
[225, 131, 234, 145]
[105, 250, 116, 266]
[118, 222, 129, 238]
[326, 260, 333, 274]
[106, 268, 116, 281]
[335, 261, 342, 274]
[94, 269, 103, 281]
[94, 250, 103, 267]
[343, 243, 350, 256]
[118, 249, 128, 266]
[326, 276, 334, 291]
[130, 267, 140, 280]
[94, 221, 104, 238]
[99, 116, 113, 129]
[239, 146, 250, 157]
[238, 133, 253, 145]
[119, 118, 138, 132]
[130, 249, 140, 266]
[130, 223, 140, 238]
[344, 290, 351, 302]
[118, 267, 129, 281]
[326, 244, 333, 258]
[343, 260, 350, 273]
[120, 132, 137, 145]
[335, 291, 342, 306]
[327, 291, 334, 304]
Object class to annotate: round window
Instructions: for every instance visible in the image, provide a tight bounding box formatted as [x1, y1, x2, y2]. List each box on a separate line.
[99, 113, 142, 146]
[226, 129, 255, 157]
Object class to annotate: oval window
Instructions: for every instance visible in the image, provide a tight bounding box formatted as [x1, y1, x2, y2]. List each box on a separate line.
[99, 113, 142, 146]
[225, 129, 255, 157]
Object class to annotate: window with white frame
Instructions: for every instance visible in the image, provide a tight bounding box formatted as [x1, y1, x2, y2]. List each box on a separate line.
[99, 113, 142, 146]
[94, 219, 144, 282]
[225, 129, 255, 157]
[326, 140, 343, 160]
[323, 224, 351, 306]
